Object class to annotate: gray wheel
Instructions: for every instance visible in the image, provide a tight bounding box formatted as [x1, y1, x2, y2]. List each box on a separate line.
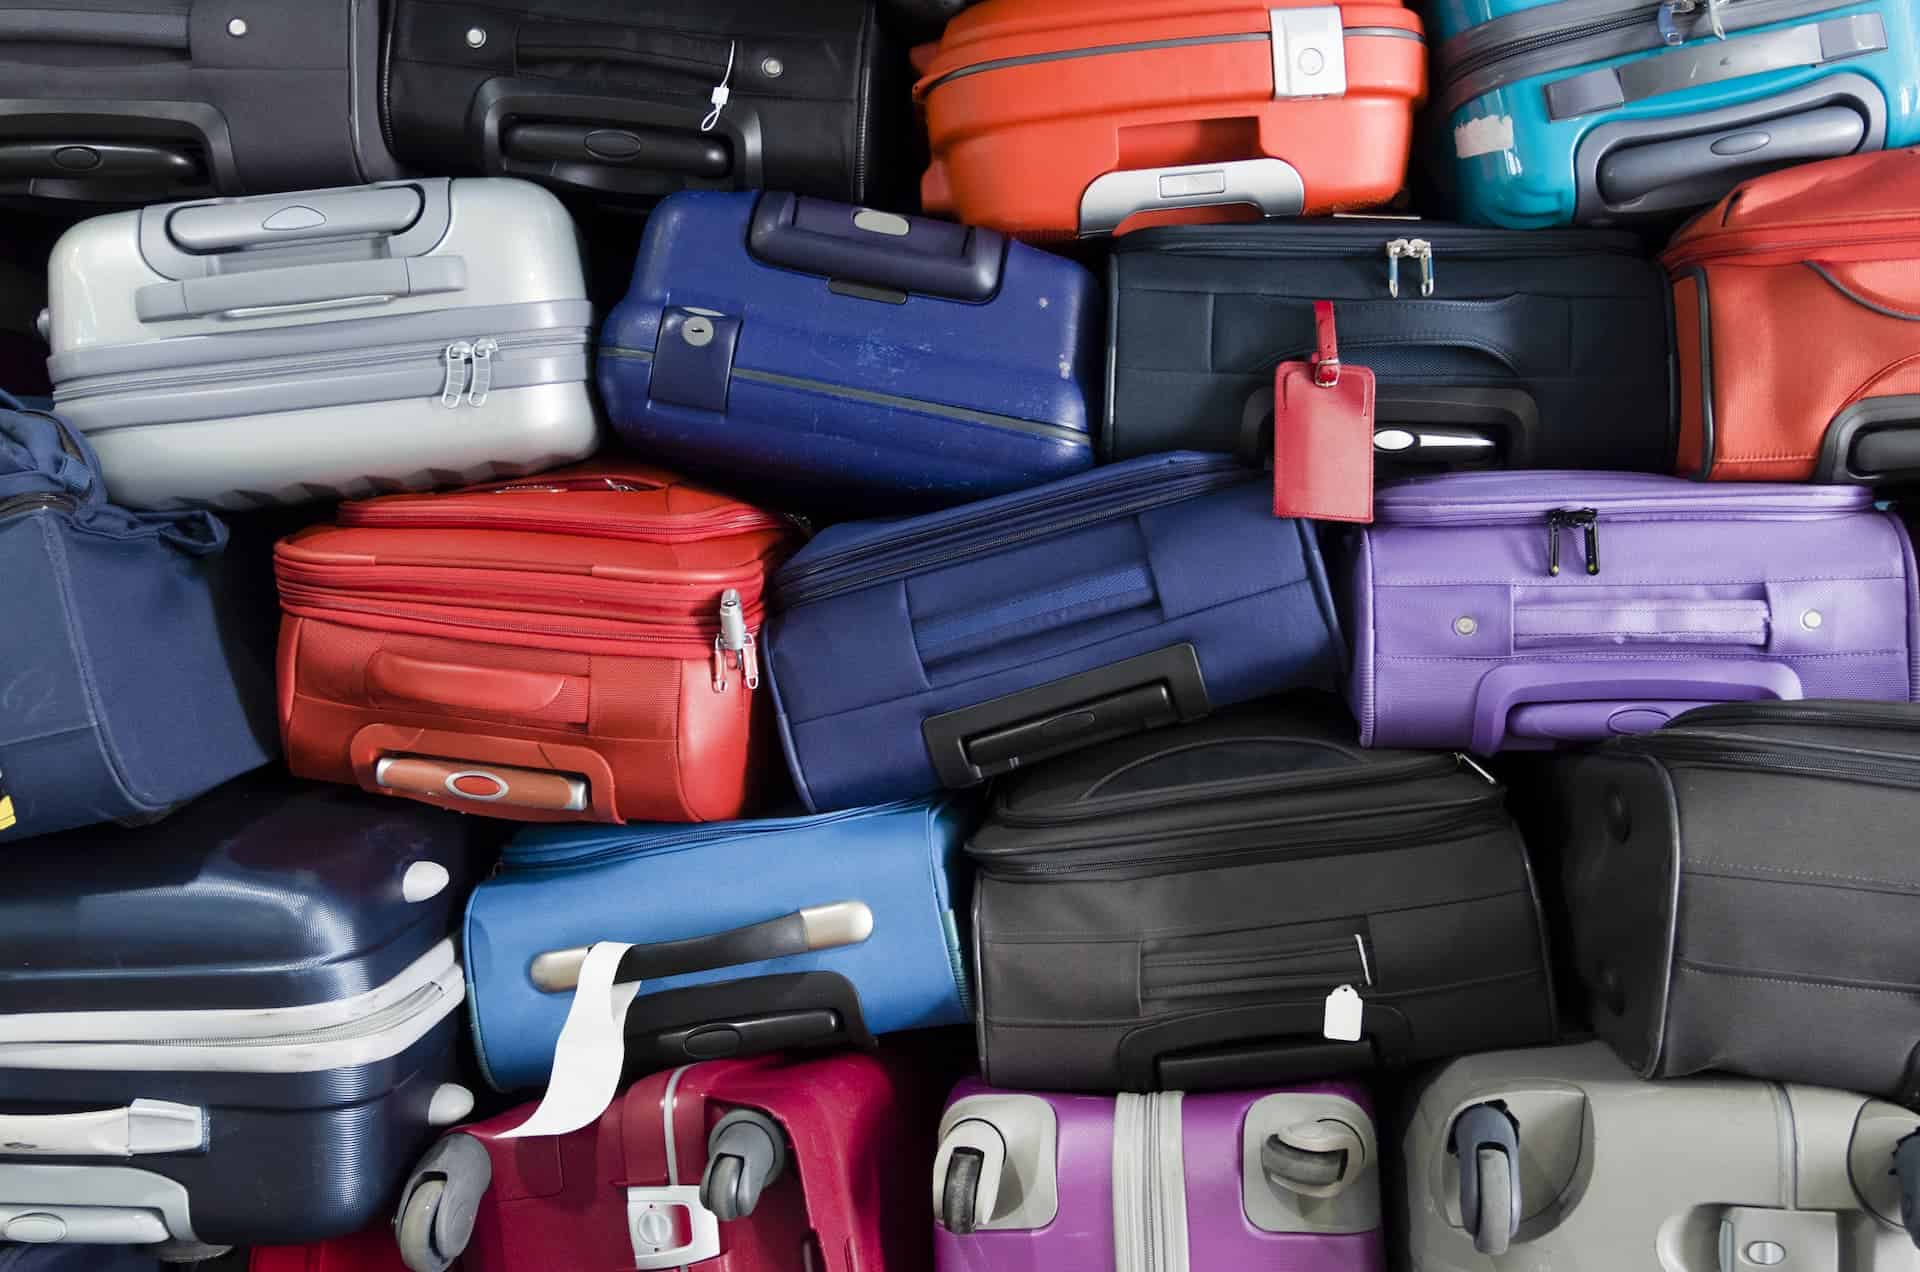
[1473, 1149, 1513, 1257]
[941, 1148, 985, 1235]
[398, 1176, 447, 1272]
[1261, 1134, 1346, 1190]
[706, 1154, 746, 1222]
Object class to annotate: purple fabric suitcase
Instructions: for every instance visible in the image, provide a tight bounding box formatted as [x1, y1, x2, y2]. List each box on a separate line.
[1342, 471, 1920, 752]
[932, 1078, 1384, 1272]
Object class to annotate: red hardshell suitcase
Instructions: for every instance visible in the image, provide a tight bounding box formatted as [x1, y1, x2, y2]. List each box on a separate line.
[250, 1229, 411, 1272]
[392, 1050, 948, 1272]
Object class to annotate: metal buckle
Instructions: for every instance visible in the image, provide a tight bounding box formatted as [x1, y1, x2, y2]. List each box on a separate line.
[1271, 7, 1348, 99]
[626, 1185, 722, 1269]
[1313, 357, 1341, 388]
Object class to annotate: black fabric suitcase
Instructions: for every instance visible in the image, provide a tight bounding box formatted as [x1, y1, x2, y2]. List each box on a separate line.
[0, 776, 477, 1256]
[965, 700, 1558, 1092]
[0, 0, 399, 206]
[1556, 700, 1920, 1104]
[381, 0, 905, 206]
[1105, 221, 1675, 474]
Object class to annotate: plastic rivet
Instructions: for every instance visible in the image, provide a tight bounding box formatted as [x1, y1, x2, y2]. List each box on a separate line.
[427, 1083, 475, 1127]
[761, 56, 785, 78]
[1745, 1242, 1787, 1267]
[1453, 616, 1478, 636]
[465, 26, 487, 48]
[402, 861, 451, 904]
[1297, 47, 1325, 75]
[226, 17, 247, 36]
[1802, 609, 1823, 630]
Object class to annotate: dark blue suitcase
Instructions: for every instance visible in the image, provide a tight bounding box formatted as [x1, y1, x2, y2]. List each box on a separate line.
[765, 452, 1343, 810]
[0, 389, 274, 841]
[0, 776, 476, 1253]
[598, 190, 1100, 508]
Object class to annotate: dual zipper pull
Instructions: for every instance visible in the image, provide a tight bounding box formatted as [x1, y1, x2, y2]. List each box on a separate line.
[1386, 238, 1434, 299]
[712, 588, 759, 692]
[439, 338, 498, 408]
[1547, 508, 1600, 577]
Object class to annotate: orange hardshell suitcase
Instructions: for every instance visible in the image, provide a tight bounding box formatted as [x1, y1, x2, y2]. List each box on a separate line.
[913, 0, 1425, 239]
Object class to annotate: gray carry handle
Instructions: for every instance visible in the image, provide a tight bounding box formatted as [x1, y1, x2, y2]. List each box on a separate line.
[0, 141, 200, 183]
[1450, 1102, 1521, 1256]
[1895, 1130, 1920, 1250]
[527, 900, 875, 992]
[699, 1110, 789, 1222]
[1078, 158, 1306, 236]
[395, 1133, 494, 1272]
[165, 184, 425, 252]
[134, 256, 467, 322]
[1596, 104, 1865, 207]
[748, 192, 1005, 302]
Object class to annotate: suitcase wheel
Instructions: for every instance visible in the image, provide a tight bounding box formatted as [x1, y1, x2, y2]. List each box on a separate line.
[1261, 1133, 1347, 1190]
[1895, 1130, 1920, 1250]
[940, 1148, 985, 1236]
[701, 1110, 788, 1222]
[396, 1178, 447, 1270]
[1473, 1149, 1514, 1258]
[394, 1132, 493, 1272]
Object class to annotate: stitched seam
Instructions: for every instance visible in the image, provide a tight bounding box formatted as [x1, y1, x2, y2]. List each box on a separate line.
[1676, 967, 1920, 998]
[1686, 857, 1920, 889]
[1381, 650, 1905, 663]
[1374, 574, 1899, 586]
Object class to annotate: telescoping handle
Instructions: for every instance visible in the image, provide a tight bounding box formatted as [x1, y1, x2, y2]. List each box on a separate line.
[528, 900, 875, 992]
[0, 1099, 205, 1157]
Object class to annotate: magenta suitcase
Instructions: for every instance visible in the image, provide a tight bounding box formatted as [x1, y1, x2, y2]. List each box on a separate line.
[931, 1079, 1384, 1271]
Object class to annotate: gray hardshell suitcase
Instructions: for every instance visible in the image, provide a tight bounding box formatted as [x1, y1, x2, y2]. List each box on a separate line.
[42, 177, 598, 510]
[1405, 1041, 1920, 1267]
[0, 778, 476, 1257]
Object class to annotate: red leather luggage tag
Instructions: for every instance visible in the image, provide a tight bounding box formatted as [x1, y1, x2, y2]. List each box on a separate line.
[1273, 301, 1374, 523]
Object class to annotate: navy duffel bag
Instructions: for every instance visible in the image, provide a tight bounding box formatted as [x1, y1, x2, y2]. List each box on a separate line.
[0, 388, 273, 839]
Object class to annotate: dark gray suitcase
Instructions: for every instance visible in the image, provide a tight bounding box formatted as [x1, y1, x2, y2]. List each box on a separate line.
[0, 776, 475, 1256]
[0, 0, 400, 206]
[965, 699, 1558, 1092]
[1557, 700, 1920, 1103]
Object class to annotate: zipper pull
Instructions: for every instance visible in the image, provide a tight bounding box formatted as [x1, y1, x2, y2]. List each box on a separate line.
[441, 341, 473, 408]
[1386, 238, 1408, 298]
[1546, 508, 1600, 577]
[1456, 753, 1498, 785]
[1656, 0, 1693, 44]
[1385, 239, 1434, 298]
[713, 588, 760, 692]
[467, 338, 496, 407]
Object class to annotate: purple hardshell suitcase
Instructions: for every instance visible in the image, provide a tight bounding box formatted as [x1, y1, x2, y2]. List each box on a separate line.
[1342, 471, 1920, 752]
[932, 1078, 1384, 1272]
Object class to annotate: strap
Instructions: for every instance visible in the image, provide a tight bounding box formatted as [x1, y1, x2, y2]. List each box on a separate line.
[1311, 299, 1341, 387]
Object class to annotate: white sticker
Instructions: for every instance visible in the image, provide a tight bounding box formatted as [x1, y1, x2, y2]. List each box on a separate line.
[1323, 984, 1364, 1042]
[498, 941, 642, 1139]
[1453, 114, 1516, 160]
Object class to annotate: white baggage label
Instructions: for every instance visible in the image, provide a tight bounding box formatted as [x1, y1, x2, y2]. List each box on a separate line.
[1323, 985, 1364, 1042]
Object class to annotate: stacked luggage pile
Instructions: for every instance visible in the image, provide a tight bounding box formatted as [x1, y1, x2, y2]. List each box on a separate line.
[7, 0, 1920, 1268]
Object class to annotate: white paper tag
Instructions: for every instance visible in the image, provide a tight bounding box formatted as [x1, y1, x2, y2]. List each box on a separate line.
[499, 941, 642, 1139]
[1323, 984, 1364, 1042]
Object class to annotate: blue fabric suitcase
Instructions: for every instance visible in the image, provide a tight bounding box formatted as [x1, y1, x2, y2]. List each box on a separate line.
[765, 452, 1344, 811]
[1434, 0, 1920, 226]
[0, 775, 475, 1255]
[463, 797, 975, 1093]
[598, 190, 1099, 508]
[0, 389, 273, 841]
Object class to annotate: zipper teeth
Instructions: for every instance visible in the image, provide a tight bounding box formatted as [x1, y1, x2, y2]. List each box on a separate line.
[995, 754, 1459, 826]
[1129, 228, 1644, 259]
[1667, 228, 1920, 270]
[126, 982, 444, 1049]
[1447, 3, 1652, 81]
[1631, 734, 1920, 783]
[277, 588, 750, 647]
[1375, 497, 1868, 524]
[501, 802, 903, 870]
[0, 493, 76, 519]
[335, 506, 788, 540]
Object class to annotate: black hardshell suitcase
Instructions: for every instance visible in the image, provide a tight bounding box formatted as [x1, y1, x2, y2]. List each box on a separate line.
[0, 776, 476, 1255]
[1105, 221, 1675, 474]
[381, 0, 905, 206]
[965, 700, 1558, 1092]
[0, 0, 400, 206]
[1557, 700, 1920, 1103]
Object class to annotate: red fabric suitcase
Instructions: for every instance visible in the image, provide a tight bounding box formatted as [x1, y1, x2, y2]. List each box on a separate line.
[274, 464, 800, 824]
[392, 1050, 947, 1272]
[250, 1229, 411, 1272]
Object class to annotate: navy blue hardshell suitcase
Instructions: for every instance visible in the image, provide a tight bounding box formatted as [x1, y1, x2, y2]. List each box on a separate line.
[0, 390, 273, 841]
[765, 452, 1344, 810]
[598, 190, 1100, 508]
[0, 777, 476, 1254]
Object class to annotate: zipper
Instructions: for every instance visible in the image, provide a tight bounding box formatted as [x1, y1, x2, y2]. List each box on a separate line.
[1122, 223, 1644, 260]
[1114, 1091, 1186, 1272]
[1141, 936, 1370, 1001]
[1621, 729, 1920, 788]
[1375, 483, 1871, 525]
[136, 980, 446, 1049]
[0, 492, 76, 521]
[1654, 700, 1920, 732]
[1665, 225, 1920, 271]
[440, 334, 500, 407]
[336, 491, 790, 542]
[499, 800, 924, 871]
[1546, 507, 1601, 576]
[975, 797, 1506, 877]
[775, 456, 1254, 609]
[712, 587, 758, 691]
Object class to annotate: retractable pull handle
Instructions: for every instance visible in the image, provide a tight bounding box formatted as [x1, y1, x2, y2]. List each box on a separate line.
[1451, 1102, 1522, 1256]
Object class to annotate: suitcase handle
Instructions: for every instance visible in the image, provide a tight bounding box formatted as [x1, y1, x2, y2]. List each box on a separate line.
[1469, 660, 1802, 753]
[0, 141, 200, 186]
[1596, 104, 1867, 208]
[1819, 397, 1920, 483]
[527, 901, 875, 992]
[134, 256, 468, 322]
[366, 652, 587, 721]
[747, 193, 1006, 302]
[1125, 1001, 1415, 1090]
[165, 185, 425, 252]
[1241, 386, 1537, 468]
[1449, 1102, 1521, 1257]
[0, 1099, 205, 1158]
[1079, 158, 1306, 237]
[502, 122, 731, 178]
[474, 85, 766, 197]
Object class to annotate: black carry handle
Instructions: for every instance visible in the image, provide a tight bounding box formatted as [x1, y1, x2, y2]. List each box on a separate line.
[527, 900, 872, 992]
[1596, 105, 1866, 209]
[1158, 1038, 1378, 1091]
[0, 141, 200, 185]
[501, 121, 730, 178]
[748, 192, 1005, 302]
[1119, 1001, 1413, 1091]
[1853, 428, 1920, 477]
[921, 645, 1210, 789]
[1895, 1129, 1920, 1250]
[1239, 385, 1537, 469]
[623, 971, 878, 1070]
[1814, 396, 1920, 484]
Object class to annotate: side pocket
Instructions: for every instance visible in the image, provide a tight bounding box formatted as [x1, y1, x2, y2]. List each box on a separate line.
[1140, 923, 1370, 1011]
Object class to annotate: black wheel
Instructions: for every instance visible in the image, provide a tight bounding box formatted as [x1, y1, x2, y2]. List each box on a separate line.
[1473, 1149, 1513, 1257]
[941, 1148, 985, 1235]
[705, 1154, 745, 1222]
[397, 1176, 447, 1272]
[1262, 1134, 1346, 1190]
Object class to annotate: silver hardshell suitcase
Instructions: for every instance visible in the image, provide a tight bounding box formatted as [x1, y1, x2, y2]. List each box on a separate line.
[42, 177, 599, 510]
